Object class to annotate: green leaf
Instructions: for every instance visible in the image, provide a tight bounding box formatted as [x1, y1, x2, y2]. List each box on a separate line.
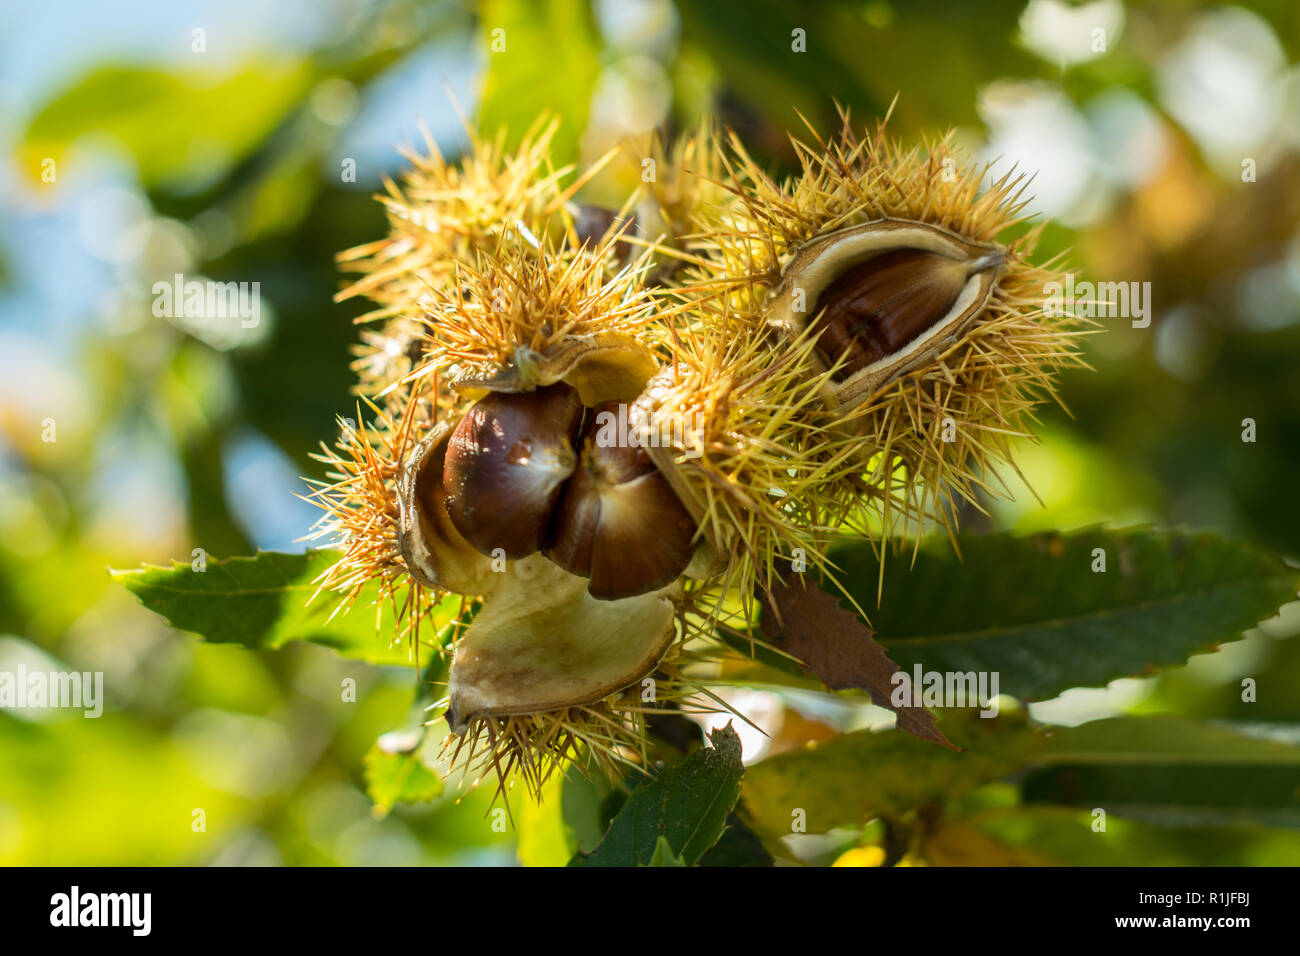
[113, 549, 452, 666]
[569, 725, 745, 866]
[645, 836, 688, 867]
[1024, 715, 1300, 828]
[741, 711, 1043, 836]
[363, 744, 444, 815]
[829, 528, 1298, 701]
[698, 813, 776, 867]
[22, 63, 313, 188]
[476, 0, 602, 167]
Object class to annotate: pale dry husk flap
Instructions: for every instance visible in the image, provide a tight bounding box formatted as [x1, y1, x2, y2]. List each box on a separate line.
[452, 334, 660, 406]
[445, 554, 678, 731]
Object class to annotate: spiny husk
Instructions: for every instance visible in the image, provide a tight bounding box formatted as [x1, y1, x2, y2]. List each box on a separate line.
[632, 307, 867, 620]
[561, 121, 730, 285]
[439, 649, 738, 806]
[407, 230, 667, 405]
[710, 106, 1039, 276]
[302, 383, 454, 656]
[438, 602, 761, 806]
[337, 114, 618, 400]
[688, 107, 1091, 546]
[315, 107, 1097, 806]
[628, 120, 732, 283]
[304, 377, 721, 804]
[315, 121, 743, 806]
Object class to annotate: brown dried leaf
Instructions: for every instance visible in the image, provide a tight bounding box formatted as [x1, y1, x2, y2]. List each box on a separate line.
[760, 574, 957, 750]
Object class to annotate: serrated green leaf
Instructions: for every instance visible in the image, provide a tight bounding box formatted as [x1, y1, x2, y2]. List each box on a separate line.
[828, 528, 1298, 702]
[742, 711, 1043, 836]
[569, 725, 745, 866]
[363, 744, 444, 815]
[113, 549, 453, 666]
[1024, 716, 1300, 828]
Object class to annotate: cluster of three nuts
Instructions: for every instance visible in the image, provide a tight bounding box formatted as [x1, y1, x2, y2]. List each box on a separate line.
[439, 382, 697, 600]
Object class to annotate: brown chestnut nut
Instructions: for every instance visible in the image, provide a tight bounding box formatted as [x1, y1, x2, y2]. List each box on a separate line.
[442, 383, 584, 559]
[546, 401, 698, 600]
[811, 247, 1003, 377]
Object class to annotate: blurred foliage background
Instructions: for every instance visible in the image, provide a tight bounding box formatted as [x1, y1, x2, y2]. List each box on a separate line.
[1, 0, 1299, 866]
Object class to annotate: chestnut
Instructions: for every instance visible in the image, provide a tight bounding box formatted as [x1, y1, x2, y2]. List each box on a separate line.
[546, 401, 698, 600]
[813, 248, 990, 376]
[442, 383, 584, 559]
